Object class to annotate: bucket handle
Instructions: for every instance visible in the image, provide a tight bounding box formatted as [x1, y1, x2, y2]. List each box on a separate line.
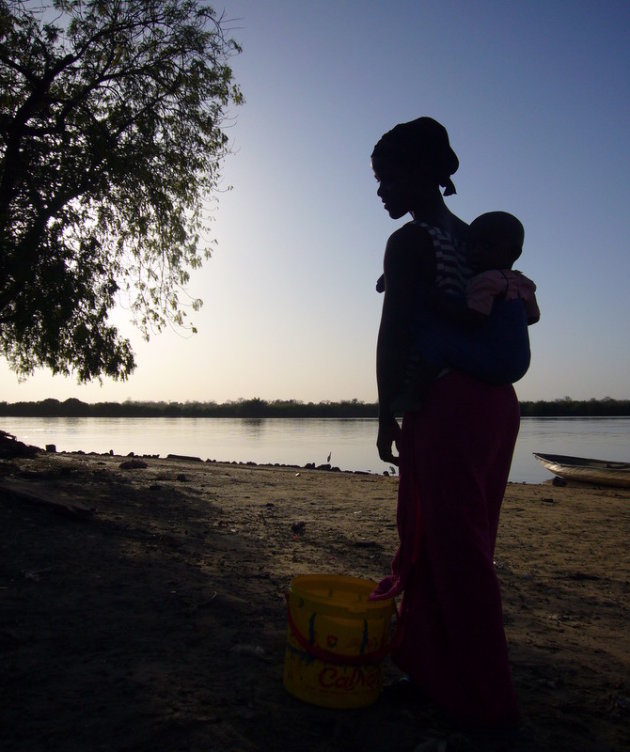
[285, 595, 391, 667]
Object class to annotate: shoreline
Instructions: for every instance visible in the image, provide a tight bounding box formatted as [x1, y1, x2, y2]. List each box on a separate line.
[1, 450, 629, 751]
[3, 418, 630, 484]
[56, 448, 378, 476]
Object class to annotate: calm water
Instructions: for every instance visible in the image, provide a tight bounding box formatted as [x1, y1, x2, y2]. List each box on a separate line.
[3, 416, 629, 483]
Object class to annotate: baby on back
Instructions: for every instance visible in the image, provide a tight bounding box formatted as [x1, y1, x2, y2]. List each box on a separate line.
[391, 211, 540, 412]
[455, 211, 539, 325]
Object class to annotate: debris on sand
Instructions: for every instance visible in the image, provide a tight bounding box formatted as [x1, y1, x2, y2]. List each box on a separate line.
[0, 430, 41, 459]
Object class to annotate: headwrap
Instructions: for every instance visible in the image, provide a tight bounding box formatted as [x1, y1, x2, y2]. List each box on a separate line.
[372, 117, 459, 196]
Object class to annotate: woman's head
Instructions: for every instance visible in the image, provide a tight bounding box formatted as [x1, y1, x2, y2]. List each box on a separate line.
[372, 117, 459, 197]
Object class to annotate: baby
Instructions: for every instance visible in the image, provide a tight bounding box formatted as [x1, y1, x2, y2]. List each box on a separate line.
[391, 211, 540, 412]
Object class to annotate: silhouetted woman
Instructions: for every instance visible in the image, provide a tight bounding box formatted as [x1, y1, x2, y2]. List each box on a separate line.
[370, 117, 521, 728]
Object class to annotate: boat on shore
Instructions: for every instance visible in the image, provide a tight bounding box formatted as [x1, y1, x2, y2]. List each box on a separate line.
[533, 452, 630, 488]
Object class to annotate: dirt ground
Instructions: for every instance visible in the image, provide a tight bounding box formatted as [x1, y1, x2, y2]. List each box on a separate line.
[1, 450, 628, 751]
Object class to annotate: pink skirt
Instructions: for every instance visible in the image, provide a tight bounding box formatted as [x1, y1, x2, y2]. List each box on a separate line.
[372, 371, 521, 727]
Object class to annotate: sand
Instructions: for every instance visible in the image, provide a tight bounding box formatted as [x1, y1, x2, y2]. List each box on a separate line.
[1, 451, 628, 751]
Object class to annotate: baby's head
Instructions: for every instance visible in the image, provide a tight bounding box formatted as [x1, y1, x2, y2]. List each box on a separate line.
[467, 212, 524, 273]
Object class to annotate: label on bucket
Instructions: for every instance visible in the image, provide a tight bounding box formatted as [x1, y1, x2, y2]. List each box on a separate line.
[317, 664, 381, 692]
[283, 641, 383, 709]
[283, 575, 394, 709]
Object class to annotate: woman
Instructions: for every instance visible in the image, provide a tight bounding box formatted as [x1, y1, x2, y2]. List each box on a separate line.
[370, 117, 521, 728]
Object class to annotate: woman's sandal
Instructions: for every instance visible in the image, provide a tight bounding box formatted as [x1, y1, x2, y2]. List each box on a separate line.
[413, 740, 448, 752]
[384, 675, 430, 703]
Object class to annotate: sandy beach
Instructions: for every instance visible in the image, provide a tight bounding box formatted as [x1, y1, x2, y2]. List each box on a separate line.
[1, 449, 628, 751]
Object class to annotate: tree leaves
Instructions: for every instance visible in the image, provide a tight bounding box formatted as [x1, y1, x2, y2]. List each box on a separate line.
[0, 0, 242, 381]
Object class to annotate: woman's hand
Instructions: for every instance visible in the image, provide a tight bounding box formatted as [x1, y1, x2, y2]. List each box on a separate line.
[377, 417, 402, 465]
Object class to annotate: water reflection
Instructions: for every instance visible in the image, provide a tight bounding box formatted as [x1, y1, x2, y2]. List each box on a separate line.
[242, 418, 266, 437]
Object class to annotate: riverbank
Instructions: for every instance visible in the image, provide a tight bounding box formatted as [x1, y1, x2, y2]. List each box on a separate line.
[1, 451, 629, 751]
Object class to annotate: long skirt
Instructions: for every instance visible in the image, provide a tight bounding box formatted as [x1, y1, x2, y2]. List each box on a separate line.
[377, 370, 521, 727]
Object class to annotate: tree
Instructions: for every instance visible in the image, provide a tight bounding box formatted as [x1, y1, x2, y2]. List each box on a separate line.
[0, 0, 242, 381]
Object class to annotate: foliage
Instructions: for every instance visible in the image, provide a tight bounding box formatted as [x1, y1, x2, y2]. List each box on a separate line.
[1, 397, 630, 419]
[518, 397, 630, 417]
[0, 0, 242, 381]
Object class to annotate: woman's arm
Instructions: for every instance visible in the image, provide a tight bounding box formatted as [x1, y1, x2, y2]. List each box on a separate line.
[376, 223, 434, 462]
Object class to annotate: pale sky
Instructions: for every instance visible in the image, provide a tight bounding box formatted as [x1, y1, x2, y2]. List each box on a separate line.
[2, 0, 629, 404]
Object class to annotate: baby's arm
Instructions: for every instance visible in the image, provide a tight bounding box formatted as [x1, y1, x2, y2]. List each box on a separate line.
[525, 294, 541, 325]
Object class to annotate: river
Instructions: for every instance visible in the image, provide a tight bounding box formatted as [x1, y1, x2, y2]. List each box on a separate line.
[2, 416, 629, 483]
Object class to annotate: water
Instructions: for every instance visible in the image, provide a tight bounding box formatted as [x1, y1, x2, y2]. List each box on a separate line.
[2, 416, 629, 483]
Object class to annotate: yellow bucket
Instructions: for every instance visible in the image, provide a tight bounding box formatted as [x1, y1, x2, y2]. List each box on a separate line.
[283, 574, 395, 709]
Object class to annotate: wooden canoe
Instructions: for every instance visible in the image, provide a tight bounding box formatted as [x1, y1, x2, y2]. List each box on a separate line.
[533, 452, 630, 488]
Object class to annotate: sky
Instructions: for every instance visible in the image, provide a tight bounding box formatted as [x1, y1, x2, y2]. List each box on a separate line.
[2, 0, 629, 404]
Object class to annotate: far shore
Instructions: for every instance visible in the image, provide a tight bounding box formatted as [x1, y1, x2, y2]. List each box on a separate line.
[2, 395, 630, 418]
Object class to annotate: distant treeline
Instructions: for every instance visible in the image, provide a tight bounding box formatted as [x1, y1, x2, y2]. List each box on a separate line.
[1, 397, 630, 418]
